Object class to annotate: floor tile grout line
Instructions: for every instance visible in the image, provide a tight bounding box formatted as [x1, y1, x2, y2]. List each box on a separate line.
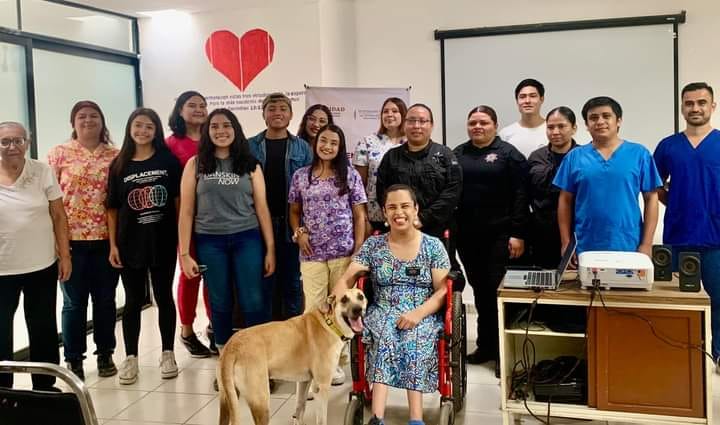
[181, 391, 218, 425]
[106, 387, 155, 420]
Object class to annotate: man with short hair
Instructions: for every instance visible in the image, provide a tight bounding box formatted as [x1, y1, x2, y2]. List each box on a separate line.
[248, 93, 312, 321]
[653, 82, 720, 368]
[554, 96, 662, 256]
[499, 78, 548, 158]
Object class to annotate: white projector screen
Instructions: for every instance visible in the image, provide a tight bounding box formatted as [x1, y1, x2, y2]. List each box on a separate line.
[441, 24, 677, 151]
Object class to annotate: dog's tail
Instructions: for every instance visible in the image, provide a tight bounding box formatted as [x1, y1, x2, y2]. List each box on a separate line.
[218, 357, 243, 425]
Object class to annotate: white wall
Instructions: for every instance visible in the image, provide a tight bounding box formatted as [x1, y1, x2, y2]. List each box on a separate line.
[139, 1, 323, 138]
[353, 0, 720, 140]
[140, 0, 719, 141]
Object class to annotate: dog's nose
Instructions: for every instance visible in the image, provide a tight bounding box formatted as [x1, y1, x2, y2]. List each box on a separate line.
[352, 306, 362, 316]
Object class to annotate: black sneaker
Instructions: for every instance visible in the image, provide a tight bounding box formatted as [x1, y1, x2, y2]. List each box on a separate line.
[206, 327, 218, 355]
[97, 354, 118, 377]
[367, 416, 384, 425]
[466, 348, 494, 365]
[181, 333, 212, 358]
[66, 360, 84, 381]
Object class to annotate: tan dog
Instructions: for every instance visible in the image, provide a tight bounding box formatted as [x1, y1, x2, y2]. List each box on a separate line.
[217, 287, 367, 425]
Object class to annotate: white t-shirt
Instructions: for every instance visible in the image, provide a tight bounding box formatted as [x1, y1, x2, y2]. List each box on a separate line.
[498, 121, 548, 159]
[0, 159, 63, 276]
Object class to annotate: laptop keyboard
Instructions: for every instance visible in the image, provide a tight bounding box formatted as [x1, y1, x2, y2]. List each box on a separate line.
[527, 271, 555, 288]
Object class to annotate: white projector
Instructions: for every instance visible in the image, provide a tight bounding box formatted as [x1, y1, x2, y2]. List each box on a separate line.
[578, 251, 654, 290]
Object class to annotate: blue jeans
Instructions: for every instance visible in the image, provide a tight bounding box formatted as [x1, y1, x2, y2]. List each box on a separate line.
[195, 229, 270, 346]
[61, 240, 119, 362]
[672, 246, 720, 360]
[266, 217, 303, 320]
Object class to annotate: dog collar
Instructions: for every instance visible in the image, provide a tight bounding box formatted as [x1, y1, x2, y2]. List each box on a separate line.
[319, 312, 351, 342]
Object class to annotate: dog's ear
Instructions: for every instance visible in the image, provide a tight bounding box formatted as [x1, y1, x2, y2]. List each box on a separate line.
[319, 295, 336, 314]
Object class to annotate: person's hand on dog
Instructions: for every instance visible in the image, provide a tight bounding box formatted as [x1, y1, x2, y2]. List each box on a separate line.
[180, 255, 199, 279]
[297, 232, 313, 257]
[264, 250, 276, 277]
[397, 309, 423, 330]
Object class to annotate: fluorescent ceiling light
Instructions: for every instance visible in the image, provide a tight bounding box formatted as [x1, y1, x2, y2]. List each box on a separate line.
[66, 15, 116, 23]
[138, 9, 190, 18]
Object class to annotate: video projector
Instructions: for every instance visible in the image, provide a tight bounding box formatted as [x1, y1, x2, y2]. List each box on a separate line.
[578, 251, 654, 290]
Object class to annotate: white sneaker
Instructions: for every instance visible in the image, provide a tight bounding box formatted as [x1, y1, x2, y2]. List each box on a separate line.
[160, 351, 178, 379]
[119, 356, 139, 385]
[331, 365, 345, 386]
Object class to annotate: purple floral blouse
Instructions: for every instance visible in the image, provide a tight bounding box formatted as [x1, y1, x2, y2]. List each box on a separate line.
[288, 166, 367, 262]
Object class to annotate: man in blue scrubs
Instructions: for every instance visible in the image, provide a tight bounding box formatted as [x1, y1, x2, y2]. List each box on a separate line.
[554, 96, 662, 256]
[653, 82, 720, 367]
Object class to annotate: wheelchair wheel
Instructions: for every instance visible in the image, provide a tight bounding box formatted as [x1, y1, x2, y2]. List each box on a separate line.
[344, 395, 364, 425]
[438, 400, 454, 425]
[451, 291, 466, 412]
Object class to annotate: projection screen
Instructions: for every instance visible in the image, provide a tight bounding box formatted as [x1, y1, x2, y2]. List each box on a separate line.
[438, 15, 685, 152]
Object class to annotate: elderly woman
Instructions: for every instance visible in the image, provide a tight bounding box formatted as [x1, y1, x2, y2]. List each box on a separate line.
[333, 184, 450, 425]
[0, 121, 71, 391]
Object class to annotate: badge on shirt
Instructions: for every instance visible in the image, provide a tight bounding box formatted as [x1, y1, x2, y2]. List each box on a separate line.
[485, 153, 498, 163]
[405, 267, 422, 277]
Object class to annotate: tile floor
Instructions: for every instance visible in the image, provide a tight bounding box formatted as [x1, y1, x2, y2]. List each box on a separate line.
[9, 291, 720, 425]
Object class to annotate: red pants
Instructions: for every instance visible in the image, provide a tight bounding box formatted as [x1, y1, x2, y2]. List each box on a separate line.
[177, 241, 212, 326]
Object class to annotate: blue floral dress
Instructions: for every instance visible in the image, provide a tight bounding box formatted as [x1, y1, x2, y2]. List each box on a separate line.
[354, 233, 450, 393]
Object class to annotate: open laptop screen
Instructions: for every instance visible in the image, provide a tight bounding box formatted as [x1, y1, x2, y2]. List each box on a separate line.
[556, 234, 578, 278]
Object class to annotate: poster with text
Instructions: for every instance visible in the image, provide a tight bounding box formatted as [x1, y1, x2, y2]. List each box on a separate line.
[305, 86, 410, 159]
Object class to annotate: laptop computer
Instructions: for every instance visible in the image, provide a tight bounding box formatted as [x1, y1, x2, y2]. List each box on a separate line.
[503, 235, 577, 290]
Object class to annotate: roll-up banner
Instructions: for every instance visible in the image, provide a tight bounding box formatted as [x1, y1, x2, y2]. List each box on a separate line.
[305, 86, 410, 159]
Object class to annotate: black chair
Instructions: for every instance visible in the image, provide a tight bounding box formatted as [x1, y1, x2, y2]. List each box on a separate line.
[0, 361, 99, 425]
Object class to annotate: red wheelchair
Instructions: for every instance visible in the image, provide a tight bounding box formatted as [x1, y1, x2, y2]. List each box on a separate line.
[343, 231, 467, 425]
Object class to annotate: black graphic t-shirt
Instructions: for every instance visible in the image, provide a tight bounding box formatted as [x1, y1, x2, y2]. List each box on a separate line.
[107, 150, 181, 268]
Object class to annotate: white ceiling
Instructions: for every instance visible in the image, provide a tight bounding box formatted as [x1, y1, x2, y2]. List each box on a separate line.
[71, 0, 294, 16]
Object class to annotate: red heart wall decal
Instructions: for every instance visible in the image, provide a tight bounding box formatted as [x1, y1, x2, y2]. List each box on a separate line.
[205, 29, 275, 91]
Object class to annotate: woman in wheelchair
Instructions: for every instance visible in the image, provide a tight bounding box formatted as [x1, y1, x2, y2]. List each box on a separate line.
[333, 184, 450, 425]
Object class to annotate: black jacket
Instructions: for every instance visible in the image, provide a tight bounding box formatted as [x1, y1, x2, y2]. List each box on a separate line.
[453, 137, 529, 239]
[376, 141, 462, 237]
[527, 141, 578, 226]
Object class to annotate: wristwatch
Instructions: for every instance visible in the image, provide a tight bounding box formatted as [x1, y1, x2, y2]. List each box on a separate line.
[292, 226, 308, 243]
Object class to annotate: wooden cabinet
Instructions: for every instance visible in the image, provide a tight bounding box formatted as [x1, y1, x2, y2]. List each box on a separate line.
[587, 307, 705, 418]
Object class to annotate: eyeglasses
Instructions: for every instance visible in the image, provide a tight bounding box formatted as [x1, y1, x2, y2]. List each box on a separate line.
[0, 137, 27, 148]
[405, 118, 431, 126]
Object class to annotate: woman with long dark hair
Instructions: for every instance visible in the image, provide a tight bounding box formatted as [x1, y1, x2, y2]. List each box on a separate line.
[178, 108, 275, 353]
[333, 184, 450, 425]
[107, 108, 181, 385]
[289, 124, 367, 385]
[353, 97, 407, 232]
[47, 100, 119, 381]
[297, 104, 334, 146]
[166, 90, 215, 357]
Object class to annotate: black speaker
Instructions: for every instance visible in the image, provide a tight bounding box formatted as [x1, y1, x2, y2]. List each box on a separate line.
[652, 245, 672, 281]
[678, 252, 701, 292]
